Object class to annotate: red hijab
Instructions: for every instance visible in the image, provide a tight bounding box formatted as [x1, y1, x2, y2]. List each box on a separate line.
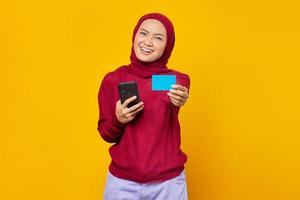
[126, 13, 175, 78]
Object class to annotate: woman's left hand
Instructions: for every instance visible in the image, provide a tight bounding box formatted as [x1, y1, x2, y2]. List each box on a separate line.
[167, 84, 189, 107]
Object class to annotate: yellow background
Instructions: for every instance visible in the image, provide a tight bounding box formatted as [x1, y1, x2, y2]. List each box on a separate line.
[1, 0, 300, 199]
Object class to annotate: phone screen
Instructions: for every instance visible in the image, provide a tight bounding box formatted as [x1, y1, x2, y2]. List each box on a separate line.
[118, 81, 140, 108]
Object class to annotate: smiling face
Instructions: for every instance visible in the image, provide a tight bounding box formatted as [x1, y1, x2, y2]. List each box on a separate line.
[133, 19, 167, 62]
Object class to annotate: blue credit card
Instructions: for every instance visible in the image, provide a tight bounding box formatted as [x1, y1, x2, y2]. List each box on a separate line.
[152, 75, 176, 91]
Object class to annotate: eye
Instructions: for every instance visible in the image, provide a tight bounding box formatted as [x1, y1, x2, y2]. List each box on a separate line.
[139, 31, 146, 36]
[155, 37, 163, 41]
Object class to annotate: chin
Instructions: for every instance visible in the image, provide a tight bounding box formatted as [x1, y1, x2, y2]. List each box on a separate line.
[136, 55, 155, 62]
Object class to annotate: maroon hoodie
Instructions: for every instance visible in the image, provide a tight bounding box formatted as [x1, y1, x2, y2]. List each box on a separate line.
[97, 13, 191, 183]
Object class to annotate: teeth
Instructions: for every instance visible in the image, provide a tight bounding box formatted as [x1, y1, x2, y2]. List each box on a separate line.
[140, 47, 153, 53]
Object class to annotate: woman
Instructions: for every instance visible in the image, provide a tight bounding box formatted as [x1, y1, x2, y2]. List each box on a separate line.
[97, 12, 191, 200]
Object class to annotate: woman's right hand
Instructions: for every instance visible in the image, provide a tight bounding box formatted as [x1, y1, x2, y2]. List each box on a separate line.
[115, 96, 144, 124]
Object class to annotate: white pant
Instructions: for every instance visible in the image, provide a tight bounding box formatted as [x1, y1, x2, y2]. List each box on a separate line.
[104, 170, 188, 200]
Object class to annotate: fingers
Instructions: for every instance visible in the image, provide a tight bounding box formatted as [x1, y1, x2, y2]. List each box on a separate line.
[119, 100, 144, 117]
[116, 97, 144, 123]
[167, 92, 185, 103]
[122, 96, 137, 108]
[168, 85, 189, 103]
[169, 89, 189, 98]
[116, 100, 121, 107]
[170, 97, 183, 107]
[127, 102, 144, 113]
[171, 84, 188, 92]
[126, 104, 144, 118]
[168, 84, 189, 107]
[169, 86, 189, 99]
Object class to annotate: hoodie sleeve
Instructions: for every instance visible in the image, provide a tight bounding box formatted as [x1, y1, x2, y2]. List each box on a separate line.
[180, 73, 191, 93]
[97, 73, 125, 143]
[178, 73, 191, 105]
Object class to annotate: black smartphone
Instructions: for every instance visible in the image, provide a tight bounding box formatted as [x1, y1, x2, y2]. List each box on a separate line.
[118, 81, 140, 108]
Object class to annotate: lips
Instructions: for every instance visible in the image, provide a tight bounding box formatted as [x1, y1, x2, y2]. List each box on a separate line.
[139, 46, 153, 54]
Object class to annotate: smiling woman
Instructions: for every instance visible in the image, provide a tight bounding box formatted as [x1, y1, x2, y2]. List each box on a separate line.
[97, 12, 191, 200]
[133, 19, 167, 62]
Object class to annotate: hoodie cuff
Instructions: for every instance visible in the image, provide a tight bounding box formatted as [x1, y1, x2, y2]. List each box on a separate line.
[111, 114, 126, 130]
[165, 93, 180, 113]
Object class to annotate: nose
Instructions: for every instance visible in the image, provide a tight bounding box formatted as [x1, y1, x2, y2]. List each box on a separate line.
[144, 36, 153, 47]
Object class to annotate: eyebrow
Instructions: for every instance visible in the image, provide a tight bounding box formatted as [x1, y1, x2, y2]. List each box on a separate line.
[140, 28, 165, 37]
